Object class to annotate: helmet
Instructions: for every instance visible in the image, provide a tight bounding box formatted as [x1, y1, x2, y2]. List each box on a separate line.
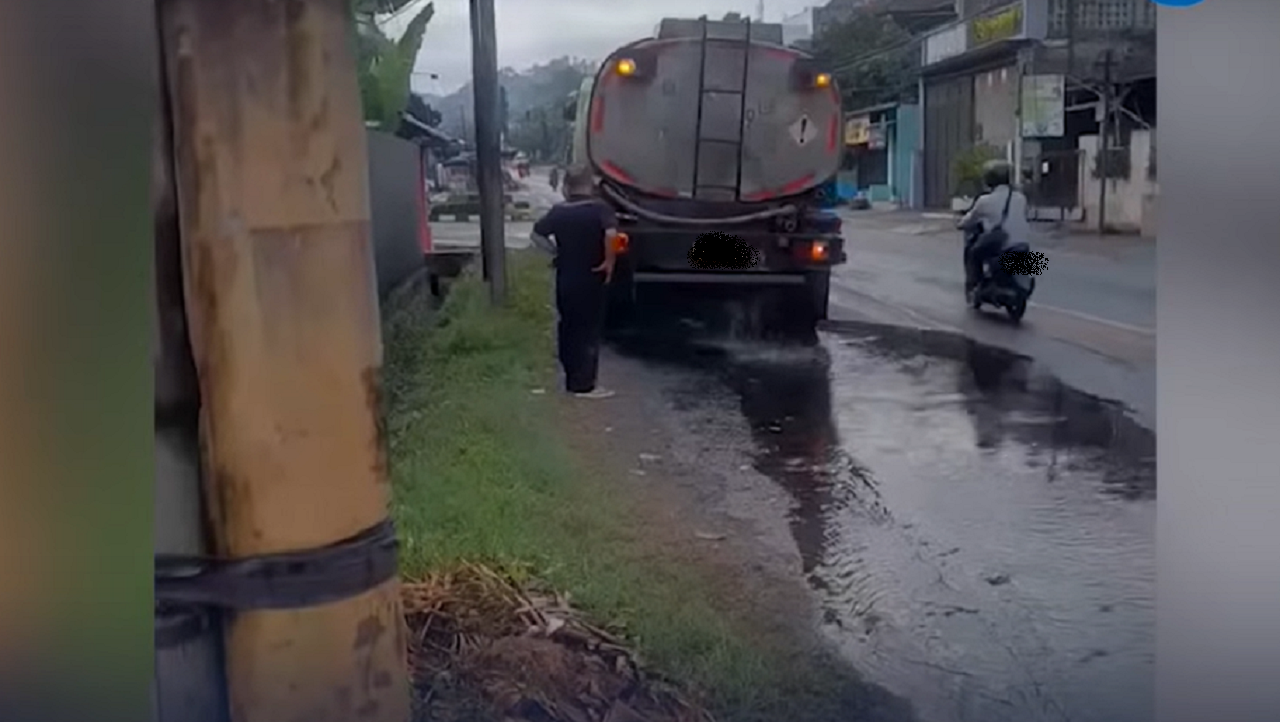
[982, 159, 1012, 189]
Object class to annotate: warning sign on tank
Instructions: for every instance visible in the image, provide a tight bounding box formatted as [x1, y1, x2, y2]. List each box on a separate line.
[789, 115, 818, 146]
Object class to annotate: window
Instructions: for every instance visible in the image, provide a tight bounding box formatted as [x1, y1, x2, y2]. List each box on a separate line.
[1049, 0, 1143, 34]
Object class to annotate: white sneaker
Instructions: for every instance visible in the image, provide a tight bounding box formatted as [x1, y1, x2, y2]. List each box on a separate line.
[572, 387, 616, 399]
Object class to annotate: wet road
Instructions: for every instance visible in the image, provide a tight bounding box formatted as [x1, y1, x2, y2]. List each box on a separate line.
[609, 296, 1155, 722]
[430, 173, 1156, 720]
[828, 216, 1155, 428]
[429, 168, 559, 251]
[430, 176, 1155, 430]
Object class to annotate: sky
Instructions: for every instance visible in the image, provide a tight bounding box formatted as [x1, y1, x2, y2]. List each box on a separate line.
[386, 0, 819, 95]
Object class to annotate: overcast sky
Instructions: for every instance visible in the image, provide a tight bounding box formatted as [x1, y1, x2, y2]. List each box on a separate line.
[387, 0, 817, 95]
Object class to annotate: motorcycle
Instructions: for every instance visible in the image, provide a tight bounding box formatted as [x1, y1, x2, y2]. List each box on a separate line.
[965, 236, 1036, 322]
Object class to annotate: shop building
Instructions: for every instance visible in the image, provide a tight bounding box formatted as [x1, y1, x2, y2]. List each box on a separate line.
[840, 103, 921, 206]
[917, 0, 1156, 222]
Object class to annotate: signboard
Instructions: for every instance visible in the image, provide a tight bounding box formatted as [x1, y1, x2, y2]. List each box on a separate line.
[968, 3, 1024, 49]
[844, 115, 870, 145]
[868, 124, 887, 149]
[790, 114, 819, 146]
[1020, 74, 1065, 137]
[924, 23, 967, 66]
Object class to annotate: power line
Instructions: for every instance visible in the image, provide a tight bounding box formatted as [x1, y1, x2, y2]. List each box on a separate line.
[823, 31, 927, 75]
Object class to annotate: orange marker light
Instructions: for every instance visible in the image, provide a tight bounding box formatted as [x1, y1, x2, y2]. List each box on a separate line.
[810, 240, 829, 262]
[814, 72, 832, 88]
[612, 232, 630, 254]
[616, 58, 637, 76]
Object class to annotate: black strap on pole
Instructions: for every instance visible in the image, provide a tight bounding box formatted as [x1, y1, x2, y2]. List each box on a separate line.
[154, 518, 399, 649]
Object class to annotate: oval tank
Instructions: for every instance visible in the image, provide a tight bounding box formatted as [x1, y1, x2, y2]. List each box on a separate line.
[584, 17, 842, 204]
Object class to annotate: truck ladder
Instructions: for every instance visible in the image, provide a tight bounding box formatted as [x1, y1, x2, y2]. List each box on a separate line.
[691, 16, 752, 201]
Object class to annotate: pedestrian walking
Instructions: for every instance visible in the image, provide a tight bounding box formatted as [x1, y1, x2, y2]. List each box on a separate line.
[529, 170, 618, 399]
[548, 166, 560, 191]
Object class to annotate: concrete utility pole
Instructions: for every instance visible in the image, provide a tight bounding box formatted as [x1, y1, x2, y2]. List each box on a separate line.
[1065, 0, 1076, 89]
[469, 0, 508, 304]
[1097, 48, 1113, 234]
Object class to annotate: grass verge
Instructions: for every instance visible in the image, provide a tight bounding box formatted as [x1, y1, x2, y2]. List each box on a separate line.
[383, 251, 875, 722]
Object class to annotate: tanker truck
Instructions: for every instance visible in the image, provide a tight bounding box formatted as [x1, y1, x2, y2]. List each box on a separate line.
[566, 16, 846, 330]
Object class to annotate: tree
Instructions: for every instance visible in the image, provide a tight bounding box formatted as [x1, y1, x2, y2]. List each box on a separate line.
[812, 11, 917, 112]
[353, 0, 435, 129]
[507, 105, 573, 163]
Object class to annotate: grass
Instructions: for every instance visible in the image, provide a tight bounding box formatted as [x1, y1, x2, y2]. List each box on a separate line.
[382, 252, 872, 722]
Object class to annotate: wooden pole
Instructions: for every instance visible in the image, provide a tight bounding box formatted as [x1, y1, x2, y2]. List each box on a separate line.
[469, 0, 508, 305]
[158, 1, 410, 721]
[153, 15, 227, 720]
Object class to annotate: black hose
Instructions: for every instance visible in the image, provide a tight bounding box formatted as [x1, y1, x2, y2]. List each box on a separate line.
[600, 183, 796, 227]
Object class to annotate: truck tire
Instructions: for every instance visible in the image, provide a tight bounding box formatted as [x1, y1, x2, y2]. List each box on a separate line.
[768, 272, 828, 337]
[806, 271, 831, 323]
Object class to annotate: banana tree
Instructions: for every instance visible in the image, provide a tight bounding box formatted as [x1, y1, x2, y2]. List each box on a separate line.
[353, 0, 435, 130]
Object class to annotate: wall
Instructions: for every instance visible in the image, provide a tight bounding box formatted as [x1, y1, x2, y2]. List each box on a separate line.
[895, 105, 921, 205]
[1077, 129, 1156, 235]
[780, 7, 813, 46]
[366, 130, 426, 297]
[973, 64, 1018, 158]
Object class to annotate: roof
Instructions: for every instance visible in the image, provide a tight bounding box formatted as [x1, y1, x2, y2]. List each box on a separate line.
[845, 100, 908, 117]
[400, 113, 461, 145]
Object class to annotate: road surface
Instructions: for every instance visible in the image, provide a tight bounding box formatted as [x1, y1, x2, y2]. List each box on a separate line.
[427, 170, 1156, 722]
[829, 211, 1155, 428]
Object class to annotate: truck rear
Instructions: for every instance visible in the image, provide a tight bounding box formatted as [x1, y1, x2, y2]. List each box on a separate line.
[579, 16, 846, 330]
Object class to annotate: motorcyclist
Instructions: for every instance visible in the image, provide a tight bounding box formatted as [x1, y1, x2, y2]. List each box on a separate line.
[957, 160, 1031, 298]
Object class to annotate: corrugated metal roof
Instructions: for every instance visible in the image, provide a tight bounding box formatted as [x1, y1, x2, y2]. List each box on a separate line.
[845, 100, 908, 117]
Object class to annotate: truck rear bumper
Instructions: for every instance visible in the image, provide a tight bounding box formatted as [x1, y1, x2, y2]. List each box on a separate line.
[632, 271, 811, 285]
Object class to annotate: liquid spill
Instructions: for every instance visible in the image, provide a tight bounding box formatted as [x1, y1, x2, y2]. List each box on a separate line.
[614, 308, 1155, 722]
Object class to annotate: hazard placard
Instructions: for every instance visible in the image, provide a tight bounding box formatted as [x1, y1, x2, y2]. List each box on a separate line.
[789, 115, 818, 146]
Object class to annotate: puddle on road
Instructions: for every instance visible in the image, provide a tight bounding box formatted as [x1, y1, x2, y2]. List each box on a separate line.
[612, 312, 1155, 722]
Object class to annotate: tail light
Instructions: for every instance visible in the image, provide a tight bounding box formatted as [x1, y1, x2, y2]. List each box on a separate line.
[791, 240, 830, 264]
[612, 232, 630, 254]
[809, 240, 830, 262]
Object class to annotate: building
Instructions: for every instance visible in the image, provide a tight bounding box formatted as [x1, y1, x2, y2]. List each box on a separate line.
[397, 110, 465, 192]
[840, 102, 922, 206]
[780, 7, 816, 47]
[916, 0, 1155, 229]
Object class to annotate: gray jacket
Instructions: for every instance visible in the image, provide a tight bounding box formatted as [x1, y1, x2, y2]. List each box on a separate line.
[958, 185, 1031, 247]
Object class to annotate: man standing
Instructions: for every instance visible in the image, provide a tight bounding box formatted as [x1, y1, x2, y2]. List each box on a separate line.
[530, 170, 619, 399]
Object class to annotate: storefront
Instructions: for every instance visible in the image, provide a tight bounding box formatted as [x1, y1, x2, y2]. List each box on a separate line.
[840, 103, 920, 206]
[919, 0, 1047, 207]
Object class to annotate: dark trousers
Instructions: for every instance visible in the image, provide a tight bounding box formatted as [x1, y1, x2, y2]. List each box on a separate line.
[555, 274, 607, 393]
[964, 233, 1002, 292]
